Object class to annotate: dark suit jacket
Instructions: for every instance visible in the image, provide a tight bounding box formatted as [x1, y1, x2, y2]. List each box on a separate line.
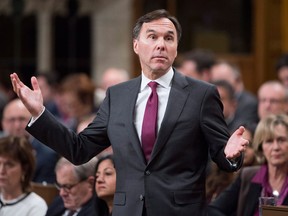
[235, 90, 259, 125]
[27, 70, 241, 216]
[31, 138, 59, 183]
[46, 195, 98, 216]
[208, 166, 288, 216]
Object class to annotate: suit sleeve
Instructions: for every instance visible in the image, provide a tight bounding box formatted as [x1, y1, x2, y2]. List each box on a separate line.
[26, 90, 112, 165]
[201, 85, 243, 171]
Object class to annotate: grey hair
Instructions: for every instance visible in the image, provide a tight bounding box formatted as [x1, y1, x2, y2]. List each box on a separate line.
[55, 157, 98, 180]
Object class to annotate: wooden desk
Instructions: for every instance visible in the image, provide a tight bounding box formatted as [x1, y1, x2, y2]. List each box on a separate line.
[262, 205, 288, 216]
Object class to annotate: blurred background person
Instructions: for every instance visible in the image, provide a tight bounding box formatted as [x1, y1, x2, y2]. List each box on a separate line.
[174, 49, 216, 82]
[212, 80, 240, 134]
[57, 73, 97, 131]
[257, 80, 288, 120]
[95, 154, 116, 216]
[0, 70, 17, 131]
[46, 157, 98, 216]
[1, 99, 59, 184]
[36, 72, 61, 119]
[241, 122, 257, 167]
[94, 67, 130, 108]
[208, 114, 288, 216]
[275, 53, 288, 88]
[0, 136, 47, 215]
[210, 60, 259, 126]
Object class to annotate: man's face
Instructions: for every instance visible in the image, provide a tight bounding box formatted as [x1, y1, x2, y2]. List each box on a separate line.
[56, 164, 93, 211]
[133, 18, 178, 78]
[2, 100, 30, 137]
[178, 60, 200, 79]
[258, 84, 287, 119]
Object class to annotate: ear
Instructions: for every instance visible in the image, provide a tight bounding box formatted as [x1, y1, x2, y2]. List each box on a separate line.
[133, 39, 139, 55]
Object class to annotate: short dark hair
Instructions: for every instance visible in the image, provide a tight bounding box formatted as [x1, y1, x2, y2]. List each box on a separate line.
[212, 80, 236, 101]
[276, 53, 288, 72]
[94, 154, 115, 175]
[182, 49, 216, 73]
[132, 9, 182, 43]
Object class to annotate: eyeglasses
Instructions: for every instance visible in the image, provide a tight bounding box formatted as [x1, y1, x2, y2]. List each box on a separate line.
[55, 179, 86, 193]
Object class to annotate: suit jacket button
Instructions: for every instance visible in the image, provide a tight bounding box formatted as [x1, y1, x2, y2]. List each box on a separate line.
[139, 195, 145, 201]
[145, 170, 151, 175]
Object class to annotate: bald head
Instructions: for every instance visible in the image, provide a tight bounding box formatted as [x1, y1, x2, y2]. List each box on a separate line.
[210, 61, 243, 93]
[2, 99, 31, 137]
[101, 68, 130, 90]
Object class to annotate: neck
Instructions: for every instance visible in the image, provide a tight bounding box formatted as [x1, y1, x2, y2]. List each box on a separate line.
[268, 163, 288, 192]
[1, 187, 24, 201]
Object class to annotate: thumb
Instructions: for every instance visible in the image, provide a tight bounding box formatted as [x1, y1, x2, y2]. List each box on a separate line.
[234, 126, 245, 136]
[31, 76, 40, 91]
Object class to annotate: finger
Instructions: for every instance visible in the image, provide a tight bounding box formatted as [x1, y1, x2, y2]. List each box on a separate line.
[31, 76, 40, 91]
[233, 126, 245, 136]
[10, 73, 22, 94]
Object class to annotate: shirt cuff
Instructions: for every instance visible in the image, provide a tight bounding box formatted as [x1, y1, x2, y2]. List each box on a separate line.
[27, 107, 46, 127]
[226, 154, 242, 171]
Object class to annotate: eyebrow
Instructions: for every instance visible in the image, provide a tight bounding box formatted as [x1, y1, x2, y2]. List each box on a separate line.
[146, 29, 175, 36]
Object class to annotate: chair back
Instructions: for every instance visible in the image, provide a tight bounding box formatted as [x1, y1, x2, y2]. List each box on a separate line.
[31, 182, 59, 205]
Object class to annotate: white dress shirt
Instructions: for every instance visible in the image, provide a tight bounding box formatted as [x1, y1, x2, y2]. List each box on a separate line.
[134, 67, 173, 144]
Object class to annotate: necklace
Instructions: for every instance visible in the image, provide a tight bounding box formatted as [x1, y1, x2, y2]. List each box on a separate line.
[272, 190, 279, 198]
[0, 192, 30, 209]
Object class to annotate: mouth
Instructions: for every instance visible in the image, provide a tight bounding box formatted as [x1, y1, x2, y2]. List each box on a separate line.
[152, 56, 167, 60]
[97, 186, 106, 191]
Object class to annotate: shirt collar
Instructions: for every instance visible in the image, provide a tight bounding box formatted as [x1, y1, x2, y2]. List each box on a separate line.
[140, 67, 174, 91]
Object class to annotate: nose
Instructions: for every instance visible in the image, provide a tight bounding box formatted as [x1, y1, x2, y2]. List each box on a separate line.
[96, 174, 104, 183]
[156, 38, 165, 51]
[271, 139, 281, 149]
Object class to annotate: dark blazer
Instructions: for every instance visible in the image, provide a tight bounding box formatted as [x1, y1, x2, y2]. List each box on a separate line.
[235, 90, 259, 125]
[208, 166, 288, 216]
[27, 70, 241, 216]
[46, 195, 98, 216]
[31, 138, 59, 183]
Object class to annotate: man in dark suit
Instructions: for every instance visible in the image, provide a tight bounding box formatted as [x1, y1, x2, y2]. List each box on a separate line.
[10, 9, 248, 216]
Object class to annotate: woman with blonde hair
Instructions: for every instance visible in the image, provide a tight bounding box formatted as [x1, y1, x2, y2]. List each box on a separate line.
[208, 114, 288, 216]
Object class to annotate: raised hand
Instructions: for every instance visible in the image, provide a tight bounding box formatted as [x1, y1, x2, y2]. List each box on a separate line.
[10, 73, 44, 117]
[224, 126, 249, 159]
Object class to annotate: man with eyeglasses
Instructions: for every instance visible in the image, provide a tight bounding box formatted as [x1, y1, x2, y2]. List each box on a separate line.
[46, 157, 99, 216]
[257, 80, 288, 120]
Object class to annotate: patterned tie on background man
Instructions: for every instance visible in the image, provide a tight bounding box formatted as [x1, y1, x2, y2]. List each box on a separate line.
[141, 81, 158, 162]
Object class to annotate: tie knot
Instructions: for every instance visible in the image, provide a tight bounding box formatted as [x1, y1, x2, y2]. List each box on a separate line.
[148, 81, 158, 90]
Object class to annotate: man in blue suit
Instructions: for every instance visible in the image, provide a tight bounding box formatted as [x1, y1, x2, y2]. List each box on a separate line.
[11, 9, 248, 216]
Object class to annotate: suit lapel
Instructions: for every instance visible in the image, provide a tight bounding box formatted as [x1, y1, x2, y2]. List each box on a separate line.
[124, 77, 147, 164]
[149, 71, 189, 164]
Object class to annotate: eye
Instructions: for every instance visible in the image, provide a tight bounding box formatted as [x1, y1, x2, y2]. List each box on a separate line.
[148, 34, 156, 40]
[277, 137, 287, 144]
[165, 35, 174, 41]
[264, 138, 273, 144]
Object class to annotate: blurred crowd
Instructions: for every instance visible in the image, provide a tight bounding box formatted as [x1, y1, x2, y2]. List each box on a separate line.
[1, 50, 288, 215]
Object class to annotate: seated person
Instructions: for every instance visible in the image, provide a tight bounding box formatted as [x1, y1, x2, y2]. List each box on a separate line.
[1, 99, 59, 184]
[208, 114, 288, 216]
[94, 154, 116, 215]
[0, 136, 47, 215]
[46, 157, 98, 216]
